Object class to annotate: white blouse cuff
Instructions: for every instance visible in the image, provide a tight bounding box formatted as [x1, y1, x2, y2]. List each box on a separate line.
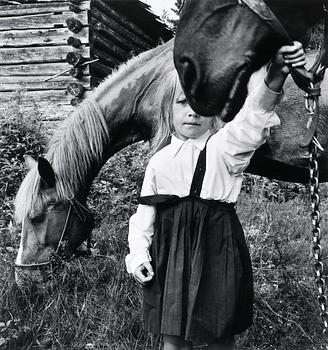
[125, 252, 151, 274]
[250, 80, 285, 112]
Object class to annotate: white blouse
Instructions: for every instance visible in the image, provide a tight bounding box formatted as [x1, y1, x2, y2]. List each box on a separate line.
[126, 80, 283, 274]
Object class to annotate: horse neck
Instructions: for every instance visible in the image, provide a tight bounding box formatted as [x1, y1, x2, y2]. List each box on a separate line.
[47, 40, 174, 202]
[265, 0, 324, 41]
[94, 39, 174, 155]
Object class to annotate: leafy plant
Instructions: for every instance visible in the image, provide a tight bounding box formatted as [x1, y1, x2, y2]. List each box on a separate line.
[0, 94, 47, 228]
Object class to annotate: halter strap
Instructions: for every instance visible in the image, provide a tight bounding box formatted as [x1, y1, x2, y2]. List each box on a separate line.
[15, 197, 93, 269]
[240, 0, 328, 147]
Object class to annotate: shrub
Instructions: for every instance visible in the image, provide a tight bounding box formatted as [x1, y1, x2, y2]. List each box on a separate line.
[0, 96, 47, 228]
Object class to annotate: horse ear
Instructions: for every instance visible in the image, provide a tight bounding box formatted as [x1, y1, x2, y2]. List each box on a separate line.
[23, 155, 37, 170]
[37, 157, 56, 188]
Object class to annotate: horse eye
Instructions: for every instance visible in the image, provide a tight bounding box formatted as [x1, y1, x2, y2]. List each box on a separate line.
[30, 213, 46, 224]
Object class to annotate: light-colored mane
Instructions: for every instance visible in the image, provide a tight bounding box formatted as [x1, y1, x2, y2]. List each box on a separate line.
[93, 42, 172, 99]
[15, 98, 110, 223]
[15, 41, 174, 223]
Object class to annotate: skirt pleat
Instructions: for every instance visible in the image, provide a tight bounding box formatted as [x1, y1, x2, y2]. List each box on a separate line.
[142, 196, 253, 345]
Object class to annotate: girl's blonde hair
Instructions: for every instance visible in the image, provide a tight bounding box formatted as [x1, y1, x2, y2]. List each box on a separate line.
[151, 70, 224, 153]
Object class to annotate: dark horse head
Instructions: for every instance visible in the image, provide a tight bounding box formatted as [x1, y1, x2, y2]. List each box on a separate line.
[173, 0, 325, 120]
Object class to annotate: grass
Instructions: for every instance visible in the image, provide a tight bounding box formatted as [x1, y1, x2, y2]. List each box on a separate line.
[1, 142, 328, 349]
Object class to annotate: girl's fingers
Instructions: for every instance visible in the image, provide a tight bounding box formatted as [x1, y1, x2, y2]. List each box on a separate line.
[284, 51, 305, 61]
[279, 41, 303, 56]
[133, 263, 154, 285]
[143, 261, 154, 277]
[285, 56, 306, 67]
[291, 59, 307, 67]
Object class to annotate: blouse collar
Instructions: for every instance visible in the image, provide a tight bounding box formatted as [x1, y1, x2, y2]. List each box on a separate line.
[170, 130, 211, 157]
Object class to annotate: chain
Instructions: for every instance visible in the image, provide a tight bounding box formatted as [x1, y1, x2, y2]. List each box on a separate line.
[306, 95, 328, 341]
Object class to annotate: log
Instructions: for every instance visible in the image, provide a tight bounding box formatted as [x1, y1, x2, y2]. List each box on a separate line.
[69, 4, 82, 13]
[92, 0, 153, 45]
[90, 61, 112, 79]
[112, 1, 172, 42]
[0, 1, 90, 17]
[91, 6, 151, 51]
[69, 67, 83, 79]
[66, 52, 87, 66]
[0, 46, 90, 65]
[0, 11, 88, 31]
[0, 62, 90, 76]
[70, 0, 84, 6]
[0, 75, 90, 92]
[67, 36, 82, 48]
[0, 27, 89, 48]
[0, 89, 91, 105]
[66, 17, 83, 33]
[70, 97, 83, 106]
[90, 31, 128, 61]
[66, 82, 86, 97]
[91, 19, 144, 54]
[92, 47, 121, 68]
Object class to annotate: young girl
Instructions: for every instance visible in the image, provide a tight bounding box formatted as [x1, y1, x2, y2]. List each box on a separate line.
[126, 42, 306, 350]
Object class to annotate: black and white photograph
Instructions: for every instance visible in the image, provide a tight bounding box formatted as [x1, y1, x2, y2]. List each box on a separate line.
[1, 0, 328, 349]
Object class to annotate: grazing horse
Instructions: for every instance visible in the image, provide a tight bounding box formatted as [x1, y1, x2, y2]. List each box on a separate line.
[173, 0, 327, 120]
[13, 40, 328, 288]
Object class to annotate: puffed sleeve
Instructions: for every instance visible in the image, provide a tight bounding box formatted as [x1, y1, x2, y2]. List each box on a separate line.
[125, 161, 157, 274]
[217, 80, 283, 174]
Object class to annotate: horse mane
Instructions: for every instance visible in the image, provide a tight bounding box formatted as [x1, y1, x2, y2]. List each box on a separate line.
[93, 40, 173, 98]
[15, 98, 110, 223]
[15, 41, 174, 223]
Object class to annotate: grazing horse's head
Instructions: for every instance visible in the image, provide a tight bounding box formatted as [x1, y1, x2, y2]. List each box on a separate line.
[174, 0, 324, 120]
[14, 100, 110, 289]
[15, 157, 94, 289]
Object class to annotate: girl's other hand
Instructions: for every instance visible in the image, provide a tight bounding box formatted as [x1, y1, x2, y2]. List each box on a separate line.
[134, 262, 154, 285]
[273, 41, 306, 74]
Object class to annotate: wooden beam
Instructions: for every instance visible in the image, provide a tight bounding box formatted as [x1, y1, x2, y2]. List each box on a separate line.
[92, 0, 154, 45]
[91, 6, 151, 51]
[91, 20, 139, 54]
[0, 1, 90, 17]
[0, 62, 90, 76]
[0, 89, 91, 104]
[90, 61, 112, 79]
[0, 28, 89, 48]
[0, 75, 91, 92]
[91, 31, 129, 61]
[92, 47, 121, 69]
[0, 46, 90, 65]
[0, 11, 88, 31]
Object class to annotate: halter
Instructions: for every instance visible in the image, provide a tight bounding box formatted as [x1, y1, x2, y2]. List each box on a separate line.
[15, 196, 94, 271]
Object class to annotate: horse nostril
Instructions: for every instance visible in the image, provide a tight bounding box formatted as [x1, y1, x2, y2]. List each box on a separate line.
[178, 56, 200, 98]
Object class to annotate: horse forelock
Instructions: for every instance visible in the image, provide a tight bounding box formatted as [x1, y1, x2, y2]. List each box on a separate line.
[15, 98, 110, 223]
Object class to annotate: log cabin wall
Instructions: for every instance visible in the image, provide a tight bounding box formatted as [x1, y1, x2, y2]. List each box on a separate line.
[0, 0, 173, 127]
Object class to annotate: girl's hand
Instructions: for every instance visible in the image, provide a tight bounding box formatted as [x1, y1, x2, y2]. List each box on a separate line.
[272, 41, 306, 74]
[265, 41, 306, 92]
[133, 262, 154, 285]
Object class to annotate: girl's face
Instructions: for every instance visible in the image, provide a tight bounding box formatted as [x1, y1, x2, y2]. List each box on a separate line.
[172, 89, 214, 141]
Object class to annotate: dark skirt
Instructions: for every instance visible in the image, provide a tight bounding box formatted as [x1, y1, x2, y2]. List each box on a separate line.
[141, 195, 253, 345]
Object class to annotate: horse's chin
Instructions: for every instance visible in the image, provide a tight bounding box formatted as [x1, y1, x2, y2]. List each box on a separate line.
[188, 65, 253, 120]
